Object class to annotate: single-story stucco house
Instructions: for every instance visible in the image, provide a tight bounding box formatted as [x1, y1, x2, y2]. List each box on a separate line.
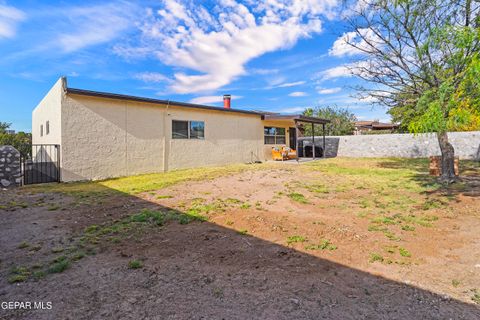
[32, 77, 329, 182]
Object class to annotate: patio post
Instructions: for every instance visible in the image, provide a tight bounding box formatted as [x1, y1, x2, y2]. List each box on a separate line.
[295, 120, 299, 162]
[312, 122, 315, 159]
[322, 123, 326, 158]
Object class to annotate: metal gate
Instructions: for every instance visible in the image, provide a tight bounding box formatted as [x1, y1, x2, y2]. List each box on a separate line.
[22, 144, 60, 185]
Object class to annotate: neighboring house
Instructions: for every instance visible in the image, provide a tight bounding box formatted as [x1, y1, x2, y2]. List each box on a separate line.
[33, 78, 328, 182]
[354, 120, 399, 135]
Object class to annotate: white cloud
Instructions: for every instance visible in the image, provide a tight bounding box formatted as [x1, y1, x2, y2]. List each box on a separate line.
[249, 68, 279, 75]
[288, 91, 308, 97]
[55, 2, 140, 53]
[189, 95, 242, 105]
[316, 65, 352, 80]
[116, 0, 340, 93]
[329, 28, 381, 57]
[0, 4, 25, 38]
[315, 61, 370, 81]
[276, 81, 306, 88]
[135, 72, 170, 83]
[317, 87, 341, 94]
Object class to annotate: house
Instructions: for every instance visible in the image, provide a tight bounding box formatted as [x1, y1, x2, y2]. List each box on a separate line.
[32, 78, 329, 182]
[354, 120, 399, 135]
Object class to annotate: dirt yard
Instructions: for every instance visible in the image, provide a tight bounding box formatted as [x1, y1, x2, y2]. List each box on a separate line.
[1, 158, 480, 319]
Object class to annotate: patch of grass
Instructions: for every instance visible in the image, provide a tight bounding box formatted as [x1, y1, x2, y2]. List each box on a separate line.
[397, 214, 438, 227]
[367, 224, 388, 232]
[8, 267, 30, 283]
[33, 270, 46, 280]
[130, 209, 166, 225]
[398, 247, 411, 257]
[71, 251, 85, 261]
[237, 229, 248, 235]
[369, 253, 384, 263]
[383, 231, 400, 241]
[128, 259, 143, 269]
[305, 239, 337, 251]
[225, 198, 242, 205]
[472, 290, 480, 304]
[451, 279, 461, 287]
[287, 193, 309, 204]
[305, 183, 330, 194]
[370, 216, 397, 225]
[156, 195, 173, 199]
[18, 241, 29, 249]
[240, 202, 251, 210]
[422, 198, 447, 210]
[25, 163, 271, 197]
[401, 225, 416, 231]
[48, 256, 70, 274]
[287, 235, 306, 245]
[47, 205, 60, 211]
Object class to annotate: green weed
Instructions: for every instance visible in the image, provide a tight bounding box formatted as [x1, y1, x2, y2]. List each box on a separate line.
[305, 239, 337, 251]
[288, 193, 309, 204]
[369, 253, 384, 263]
[128, 259, 143, 269]
[287, 235, 306, 244]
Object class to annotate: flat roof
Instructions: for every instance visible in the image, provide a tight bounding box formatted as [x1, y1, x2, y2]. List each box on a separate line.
[263, 114, 330, 124]
[66, 87, 330, 124]
[66, 88, 262, 117]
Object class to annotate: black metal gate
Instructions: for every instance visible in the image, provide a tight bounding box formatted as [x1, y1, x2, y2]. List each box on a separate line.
[22, 144, 60, 185]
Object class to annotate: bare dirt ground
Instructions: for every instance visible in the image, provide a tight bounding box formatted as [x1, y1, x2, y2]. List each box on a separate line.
[1, 158, 480, 319]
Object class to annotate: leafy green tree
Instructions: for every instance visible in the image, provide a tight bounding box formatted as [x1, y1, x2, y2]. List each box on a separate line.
[343, 0, 480, 181]
[303, 106, 357, 136]
[0, 122, 32, 157]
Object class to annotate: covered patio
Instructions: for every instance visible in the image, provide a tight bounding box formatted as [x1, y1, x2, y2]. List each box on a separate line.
[262, 114, 330, 161]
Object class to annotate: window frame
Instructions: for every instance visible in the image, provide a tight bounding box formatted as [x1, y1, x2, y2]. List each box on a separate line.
[264, 126, 286, 145]
[172, 120, 205, 140]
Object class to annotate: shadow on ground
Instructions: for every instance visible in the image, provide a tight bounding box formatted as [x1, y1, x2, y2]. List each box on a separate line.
[1, 179, 479, 320]
[378, 158, 480, 198]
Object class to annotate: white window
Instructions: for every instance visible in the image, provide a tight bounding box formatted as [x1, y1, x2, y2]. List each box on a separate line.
[172, 120, 205, 139]
[264, 127, 286, 144]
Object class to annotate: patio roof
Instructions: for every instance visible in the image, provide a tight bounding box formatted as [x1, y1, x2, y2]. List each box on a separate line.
[262, 114, 330, 124]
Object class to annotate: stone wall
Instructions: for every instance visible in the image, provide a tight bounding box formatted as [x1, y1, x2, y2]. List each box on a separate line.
[0, 146, 22, 187]
[299, 131, 480, 160]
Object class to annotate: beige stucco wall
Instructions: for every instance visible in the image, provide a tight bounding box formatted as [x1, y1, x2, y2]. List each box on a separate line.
[262, 120, 295, 160]
[167, 106, 263, 170]
[59, 94, 264, 181]
[60, 95, 167, 181]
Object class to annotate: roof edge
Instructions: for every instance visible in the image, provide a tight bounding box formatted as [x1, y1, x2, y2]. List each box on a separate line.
[66, 87, 262, 117]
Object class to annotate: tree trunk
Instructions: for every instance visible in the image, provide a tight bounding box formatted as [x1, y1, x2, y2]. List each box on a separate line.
[436, 132, 457, 183]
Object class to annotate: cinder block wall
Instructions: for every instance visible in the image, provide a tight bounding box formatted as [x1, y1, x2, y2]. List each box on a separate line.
[301, 131, 480, 160]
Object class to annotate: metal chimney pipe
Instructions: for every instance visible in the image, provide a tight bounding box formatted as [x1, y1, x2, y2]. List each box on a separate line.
[223, 94, 231, 109]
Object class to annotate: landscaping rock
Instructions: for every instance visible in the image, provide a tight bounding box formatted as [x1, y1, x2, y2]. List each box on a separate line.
[0, 146, 22, 188]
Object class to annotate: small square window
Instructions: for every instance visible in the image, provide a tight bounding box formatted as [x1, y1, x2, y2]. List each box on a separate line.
[46, 121, 50, 135]
[190, 121, 205, 139]
[172, 120, 189, 139]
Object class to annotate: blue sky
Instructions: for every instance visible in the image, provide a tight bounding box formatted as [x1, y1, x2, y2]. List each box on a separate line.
[0, 0, 390, 132]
